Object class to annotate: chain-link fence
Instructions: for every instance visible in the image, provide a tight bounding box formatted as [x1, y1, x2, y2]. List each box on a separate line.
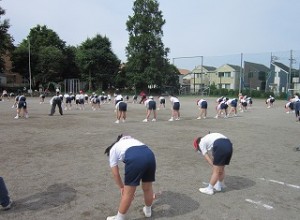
[173, 50, 300, 98]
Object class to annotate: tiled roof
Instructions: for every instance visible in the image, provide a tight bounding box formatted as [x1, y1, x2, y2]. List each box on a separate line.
[272, 62, 289, 72]
[178, 68, 191, 75]
[244, 61, 270, 72]
[227, 64, 242, 71]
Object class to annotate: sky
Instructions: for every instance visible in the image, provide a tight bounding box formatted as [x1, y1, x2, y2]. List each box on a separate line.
[2, 0, 300, 70]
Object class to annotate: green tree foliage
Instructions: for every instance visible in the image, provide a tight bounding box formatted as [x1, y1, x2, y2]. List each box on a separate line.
[0, 3, 14, 72]
[125, 0, 179, 93]
[63, 46, 80, 79]
[76, 34, 120, 91]
[12, 25, 77, 87]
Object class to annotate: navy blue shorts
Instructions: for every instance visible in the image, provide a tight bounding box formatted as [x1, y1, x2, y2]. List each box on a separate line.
[231, 100, 237, 107]
[118, 102, 127, 111]
[148, 100, 156, 110]
[200, 101, 207, 109]
[160, 99, 165, 104]
[18, 101, 27, 109]
[212, 138, 233, 166]
[124, 146, 156, 186]
[173, 102, 180, 110]
[220, 103, 228, 110]
[242, 102, 247, 107]
[66, 97, 72, 103]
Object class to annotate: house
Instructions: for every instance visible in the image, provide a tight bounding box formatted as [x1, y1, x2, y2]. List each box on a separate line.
[243, 61, 270, 91]
[267, 62, 290, 94]
[178, 68, 191, 94]
[211, 64, 242, 90]
[1, 52, 24, 87]
[189, 65, 217, 94]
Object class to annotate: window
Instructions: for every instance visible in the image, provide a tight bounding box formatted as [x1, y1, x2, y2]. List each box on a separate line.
[218, 72, 231, 78]
[224, 72, 231, 77]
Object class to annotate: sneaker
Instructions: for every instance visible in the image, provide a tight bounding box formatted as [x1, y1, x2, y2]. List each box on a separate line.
[142, 119, 148, 122]
[25, 114, 29, 118]
[14, 115, 19, 119]
[175, 118, 180, 121]
[199, 187, 214, 195]
[106, 215, 116, 220]
[115, 120, 120, 124]
[1, 200, 13, 211]
[213, 184, 222, 192]
[213, 182, 226, 192]
[203, 116, 206, 119]
[168, 118, 174, 121]
[143, 206, 152, 218]
[214, 115, 218, 119]
[152, 118, 156, 122]
[197, 117, 201, 120]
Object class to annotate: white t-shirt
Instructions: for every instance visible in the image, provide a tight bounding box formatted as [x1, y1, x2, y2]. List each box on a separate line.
[115, 94, 123, 103]
[197, 99, 206, 106]
[170, 96, 179, 103]
[144, 98, 152, 107]
[199, 133, 227, 155]
[109, 136, 145, 167]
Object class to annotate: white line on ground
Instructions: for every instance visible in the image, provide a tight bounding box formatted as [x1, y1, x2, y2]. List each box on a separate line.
[259, 178, 300, 189]
[245, 199, 274, 210]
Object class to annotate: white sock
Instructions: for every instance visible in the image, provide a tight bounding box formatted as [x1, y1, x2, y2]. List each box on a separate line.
[207, 184, 213, 189]
[116, 211, 126, 220]
[144, 205, 151, 212]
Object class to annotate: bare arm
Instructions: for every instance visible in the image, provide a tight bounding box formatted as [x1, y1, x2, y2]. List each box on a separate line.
[204, 153, 213, 167]
[111, 165, 124, 189]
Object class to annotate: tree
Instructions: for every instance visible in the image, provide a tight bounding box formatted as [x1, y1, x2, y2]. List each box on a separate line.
[76, 34, 120, 91]
[0, 3, 14, 72]
[12, 25, 68, 87]
[62, 46, 80, 79]
[125, 0, 179, 93]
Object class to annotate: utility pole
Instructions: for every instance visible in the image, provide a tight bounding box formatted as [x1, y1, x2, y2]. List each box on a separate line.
[239, 53, 243, 94]
[28, 37, 32, 96]
[288, 50, 295, 98]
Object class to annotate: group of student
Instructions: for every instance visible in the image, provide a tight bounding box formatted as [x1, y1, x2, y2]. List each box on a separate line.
[113, 91, 181, 124]
[103, 131, 233, 220]
[1, 131, 233, 220]
[9, 88, 300, 124]
[196, 93, 253, 120]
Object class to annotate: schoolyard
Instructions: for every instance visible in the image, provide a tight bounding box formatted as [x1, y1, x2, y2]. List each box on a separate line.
[0, 96, 299, 220]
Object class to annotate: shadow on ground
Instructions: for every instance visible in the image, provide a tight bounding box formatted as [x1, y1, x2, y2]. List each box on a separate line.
[225, 175, 256, 191]
[3, 183, 76, 213]
[133, 190, 199, 219]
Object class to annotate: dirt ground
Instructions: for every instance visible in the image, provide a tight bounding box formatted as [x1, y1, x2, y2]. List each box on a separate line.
[0, 95, 299, 220]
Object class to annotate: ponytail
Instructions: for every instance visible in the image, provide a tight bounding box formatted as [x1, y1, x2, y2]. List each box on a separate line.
[104, 134, 123, 156]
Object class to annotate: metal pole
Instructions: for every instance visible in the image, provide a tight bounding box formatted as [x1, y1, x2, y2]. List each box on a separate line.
[193, 68, 195, 94]
[288, 50, 292, 94]
[201, 56, 203, 95]
[28, 37, 32, 96]
[239, 53, 243, 94]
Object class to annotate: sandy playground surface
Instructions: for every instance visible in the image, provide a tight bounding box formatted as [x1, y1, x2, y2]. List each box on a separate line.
[0, 96, 299, 220]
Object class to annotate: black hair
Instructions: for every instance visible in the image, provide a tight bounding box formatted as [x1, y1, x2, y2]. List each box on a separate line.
[104, 134, 123, 156]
